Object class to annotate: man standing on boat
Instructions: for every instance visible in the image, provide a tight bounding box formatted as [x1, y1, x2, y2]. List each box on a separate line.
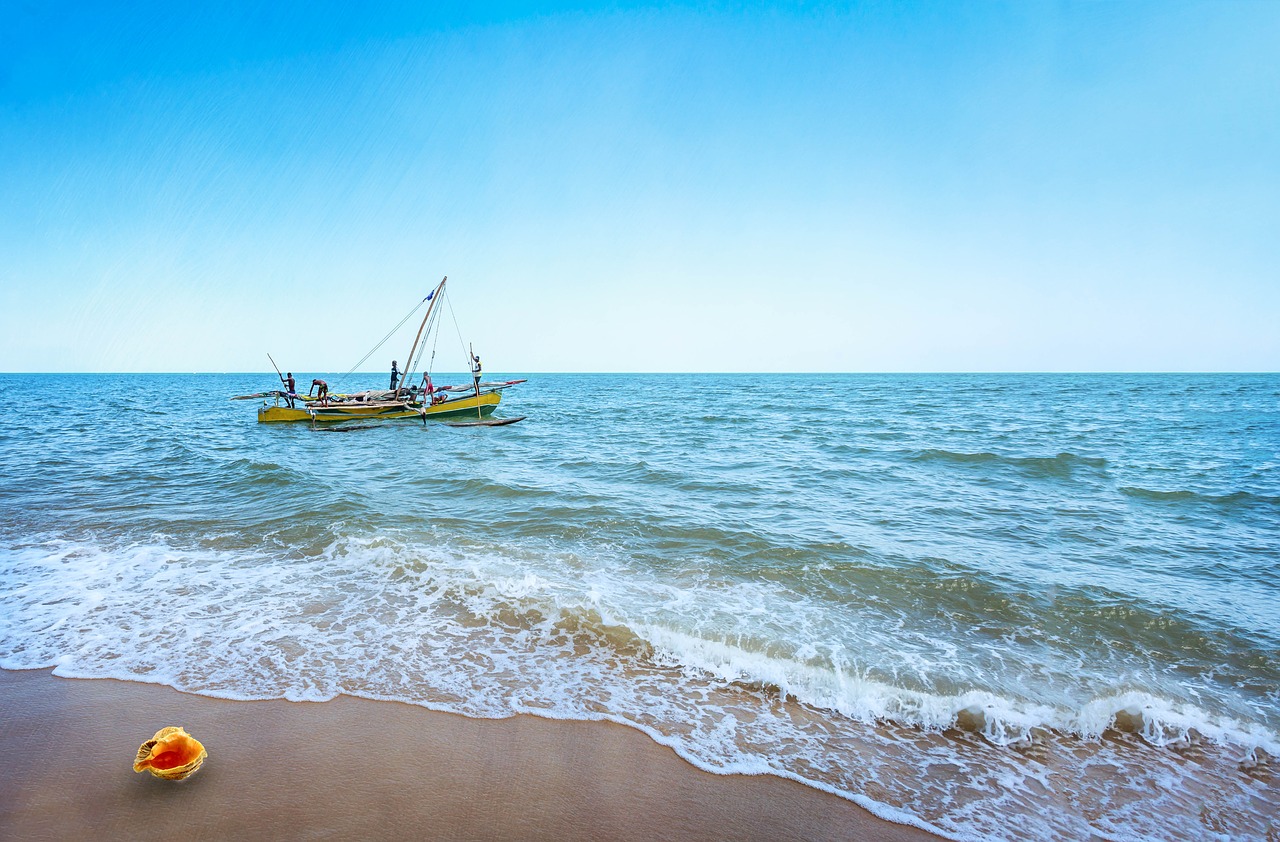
[309, 378, 328, 405]
[470, 350, 482, 396]
[284, 372, 296, 409]
[421, 372, 445, 405]
[390, 360, 399, 391]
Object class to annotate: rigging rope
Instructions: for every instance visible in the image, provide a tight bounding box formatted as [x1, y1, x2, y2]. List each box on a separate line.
[446, 293, 469, 370]
[337, 295, 429, 388]
[428, 325, 440, 376]
[406, 288, 441, 385]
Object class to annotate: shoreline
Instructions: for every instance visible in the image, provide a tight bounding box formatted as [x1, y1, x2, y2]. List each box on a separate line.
[0, 668, 943, 841]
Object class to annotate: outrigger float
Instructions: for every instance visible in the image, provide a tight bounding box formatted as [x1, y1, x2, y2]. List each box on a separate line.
[233, 276, 525, 426]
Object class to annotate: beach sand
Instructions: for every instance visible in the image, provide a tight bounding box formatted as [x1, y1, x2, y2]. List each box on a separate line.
[0, 668, 941, 841]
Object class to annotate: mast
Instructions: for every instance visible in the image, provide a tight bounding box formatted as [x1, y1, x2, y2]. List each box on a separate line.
[401, 276, 447, 400]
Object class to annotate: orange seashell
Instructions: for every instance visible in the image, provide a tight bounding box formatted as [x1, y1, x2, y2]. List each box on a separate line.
[133, 726, 208, 781]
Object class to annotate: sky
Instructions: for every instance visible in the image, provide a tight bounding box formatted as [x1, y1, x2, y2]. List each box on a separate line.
[1, 1, 1277, 373]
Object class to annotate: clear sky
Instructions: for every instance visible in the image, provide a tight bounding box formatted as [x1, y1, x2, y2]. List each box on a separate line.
[2, 1, 1277, 373]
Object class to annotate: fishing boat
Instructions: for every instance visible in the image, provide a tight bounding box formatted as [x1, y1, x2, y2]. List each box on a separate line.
[235, 277, 525, 424]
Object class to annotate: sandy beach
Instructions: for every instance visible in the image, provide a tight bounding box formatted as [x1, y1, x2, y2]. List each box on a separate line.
[0, 668, 941, 841]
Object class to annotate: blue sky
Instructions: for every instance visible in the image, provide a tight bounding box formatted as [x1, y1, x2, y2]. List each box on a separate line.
[2, 1, 1277, 373]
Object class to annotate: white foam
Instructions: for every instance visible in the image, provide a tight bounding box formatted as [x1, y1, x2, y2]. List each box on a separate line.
[633, 621, 1280, 755]
[2, 534, 1277, 841]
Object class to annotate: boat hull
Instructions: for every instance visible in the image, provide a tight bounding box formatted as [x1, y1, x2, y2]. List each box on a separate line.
[257, 392, 500, 423]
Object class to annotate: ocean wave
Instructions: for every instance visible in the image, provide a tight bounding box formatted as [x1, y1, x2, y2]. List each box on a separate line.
[3, 534, 1273, 758]
[447, 477, 563, 500]
[907, 449, 1109, 479]
[219, 457, 304, 487]
[4, 530, 1278, 840]
[631, 621, 1280, 754]
[1119, 486, 1280, 507]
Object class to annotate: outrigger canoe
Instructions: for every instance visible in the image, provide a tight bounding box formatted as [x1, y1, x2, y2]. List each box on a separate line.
[238, 275, 525, 425]
[255, 384, 520, 423]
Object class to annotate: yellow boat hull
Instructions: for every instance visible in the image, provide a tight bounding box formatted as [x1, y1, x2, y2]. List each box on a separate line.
[258, 392, 500, 423]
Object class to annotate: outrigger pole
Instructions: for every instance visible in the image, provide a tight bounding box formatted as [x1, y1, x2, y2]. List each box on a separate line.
[401, 276, 448, 401]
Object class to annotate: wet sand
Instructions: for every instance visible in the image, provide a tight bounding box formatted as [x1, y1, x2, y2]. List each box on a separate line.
[0, 668, 942, 841]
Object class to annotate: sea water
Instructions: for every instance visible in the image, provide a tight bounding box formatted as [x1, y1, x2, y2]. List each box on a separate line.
[0, 373, 1276, 840]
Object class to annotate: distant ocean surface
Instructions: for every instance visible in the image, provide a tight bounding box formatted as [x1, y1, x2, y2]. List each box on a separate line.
[1, 373, 1277, 840]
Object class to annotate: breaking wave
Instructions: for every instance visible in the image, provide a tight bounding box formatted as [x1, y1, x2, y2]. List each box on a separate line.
[3, 532, 1278, 839]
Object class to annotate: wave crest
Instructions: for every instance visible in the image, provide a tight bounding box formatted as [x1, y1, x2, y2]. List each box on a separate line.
[630, 623, 1280, 755]
[908, 449, 1108, 479]
[1119, 486, 1280, 507]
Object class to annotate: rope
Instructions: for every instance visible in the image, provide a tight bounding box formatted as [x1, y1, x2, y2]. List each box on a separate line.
[406, 290, 441, 384]
[429, 320, 441, 373]
[446, 293, 469, 370]
[338, 295, 429, 388]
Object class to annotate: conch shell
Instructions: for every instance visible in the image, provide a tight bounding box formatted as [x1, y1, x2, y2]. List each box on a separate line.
[133, 726, 207, 780]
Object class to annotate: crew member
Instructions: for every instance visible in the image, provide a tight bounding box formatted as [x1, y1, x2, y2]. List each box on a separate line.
[309, 378, 329, 404]
[390, 360, 399, 391]
[471, 352, 482, 394]
[423, 373, 446, 405]
[284, 372, 297, 408]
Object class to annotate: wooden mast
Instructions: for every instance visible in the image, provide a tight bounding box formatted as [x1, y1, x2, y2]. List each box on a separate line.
[401, 276, 447, 401]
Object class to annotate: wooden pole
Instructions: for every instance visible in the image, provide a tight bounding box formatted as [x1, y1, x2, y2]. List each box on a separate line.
[471, 343, 481, 419]
[267, 353, 292, 408]
[267, 353, 285, 386]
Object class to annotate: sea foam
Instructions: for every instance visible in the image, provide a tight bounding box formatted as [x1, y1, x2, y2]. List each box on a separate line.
[3, 532, 1277, 840]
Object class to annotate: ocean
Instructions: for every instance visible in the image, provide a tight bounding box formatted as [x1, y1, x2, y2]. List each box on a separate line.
[1, 372, 1276, 840]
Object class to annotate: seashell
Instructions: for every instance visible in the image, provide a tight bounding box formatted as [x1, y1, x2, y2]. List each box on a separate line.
[133, 726, 208, 781]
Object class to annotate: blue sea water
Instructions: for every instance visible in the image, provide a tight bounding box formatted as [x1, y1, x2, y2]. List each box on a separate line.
[1, 372, 1277, 840]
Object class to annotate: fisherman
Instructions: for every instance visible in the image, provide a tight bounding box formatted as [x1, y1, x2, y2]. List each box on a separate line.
[471, 352, 482, 394]
[390, 360, 399, 391]
[309, 378, 329, 404]
[284, 372, 297, 409]
[422, 372, 446, 405]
